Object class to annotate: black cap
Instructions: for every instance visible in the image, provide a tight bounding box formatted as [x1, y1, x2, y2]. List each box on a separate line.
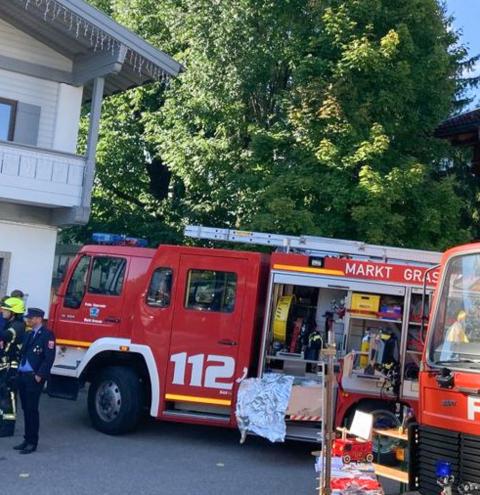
[25, 308, 45, 319]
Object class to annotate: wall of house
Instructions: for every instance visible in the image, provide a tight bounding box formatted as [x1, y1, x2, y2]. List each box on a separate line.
[0, 68, 59, 149]
[53, 83, 83, 153]
[0, 18, 83, 153]
[0, 220, 57, 315]
[0, 18, 72, 71]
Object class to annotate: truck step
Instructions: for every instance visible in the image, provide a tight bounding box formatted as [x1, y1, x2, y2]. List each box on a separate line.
[162, 410, 230, 423]
[285, 423, 322, 442]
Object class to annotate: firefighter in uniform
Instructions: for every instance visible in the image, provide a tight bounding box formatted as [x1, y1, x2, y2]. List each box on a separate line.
[0, 297, 26, 437]
[15, 308, 55, 454]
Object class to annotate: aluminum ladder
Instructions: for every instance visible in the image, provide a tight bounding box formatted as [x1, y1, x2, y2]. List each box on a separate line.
[184, 225, 442, 265]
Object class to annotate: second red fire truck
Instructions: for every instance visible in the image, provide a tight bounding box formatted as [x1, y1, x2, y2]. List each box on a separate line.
[48, 226, 441, 441]
[411, 242, 480, 494]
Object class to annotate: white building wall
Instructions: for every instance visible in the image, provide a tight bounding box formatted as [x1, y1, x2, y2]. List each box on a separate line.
[53, 84, 83, 153]
[0, 18, 73, 71]
[0, 68, 58, 149]
[0, 18, 83, 153]
[0, 220, 57, 315]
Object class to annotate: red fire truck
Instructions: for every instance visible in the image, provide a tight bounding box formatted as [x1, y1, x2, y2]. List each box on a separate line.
[411, 242, 480, 494]
[48, 226, 441, 441]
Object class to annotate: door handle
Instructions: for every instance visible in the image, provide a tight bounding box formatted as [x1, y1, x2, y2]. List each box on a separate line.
[104, 317, 121, 324]
[218, 339, 238, 346]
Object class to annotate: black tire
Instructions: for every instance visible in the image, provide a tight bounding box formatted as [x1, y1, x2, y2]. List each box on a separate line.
[87, 366, 144, 435]
[343, 455, 351, 464]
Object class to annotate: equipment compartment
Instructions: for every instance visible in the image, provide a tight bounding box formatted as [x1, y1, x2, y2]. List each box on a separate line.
[264, 281, 347, 378]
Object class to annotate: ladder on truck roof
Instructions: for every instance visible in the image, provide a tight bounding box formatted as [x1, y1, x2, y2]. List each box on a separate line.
[184, 225, 442, 266]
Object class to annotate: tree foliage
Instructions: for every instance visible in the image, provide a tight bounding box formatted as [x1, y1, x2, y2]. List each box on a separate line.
[67, 0, 477, 250]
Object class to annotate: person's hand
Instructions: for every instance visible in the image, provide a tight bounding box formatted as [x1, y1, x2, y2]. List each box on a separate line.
[34, 375, 42, 383]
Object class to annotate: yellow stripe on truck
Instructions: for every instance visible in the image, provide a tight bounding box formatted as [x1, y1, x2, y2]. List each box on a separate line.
[273, 264, 345, 276]
[165, 393, 232, 406]
[56, 339, 92, 348]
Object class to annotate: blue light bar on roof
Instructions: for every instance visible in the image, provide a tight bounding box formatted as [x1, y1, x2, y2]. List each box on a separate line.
[92, 233, 148, 248]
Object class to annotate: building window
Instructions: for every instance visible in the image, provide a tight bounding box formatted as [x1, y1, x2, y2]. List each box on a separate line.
[88, 257, 126, 296]
[146, 268, 173, 308]
[185, 270, 237, 313]
[0, 98, 16, 141]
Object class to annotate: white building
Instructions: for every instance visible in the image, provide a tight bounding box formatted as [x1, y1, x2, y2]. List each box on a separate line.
[0, 0, 181, 312]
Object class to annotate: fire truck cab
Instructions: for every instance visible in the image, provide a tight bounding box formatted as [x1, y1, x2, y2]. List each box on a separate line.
[412, 243, 480, 494]
[48, 226, 441, 441]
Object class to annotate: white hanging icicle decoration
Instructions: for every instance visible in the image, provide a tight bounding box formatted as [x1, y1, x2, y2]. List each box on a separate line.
[137, 56, 145, 74]
[18, 0, 169, 83]
[43, 0, 52, 20]
[75, 16, 81, 38]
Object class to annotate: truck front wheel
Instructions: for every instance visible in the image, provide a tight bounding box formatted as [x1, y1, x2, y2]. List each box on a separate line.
[88, 366, 144, 435]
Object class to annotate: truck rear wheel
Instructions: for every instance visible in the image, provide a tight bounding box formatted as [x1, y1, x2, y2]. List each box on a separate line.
[88, 366, 144, 435]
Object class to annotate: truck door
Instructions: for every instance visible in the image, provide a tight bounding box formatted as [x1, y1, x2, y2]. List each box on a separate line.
[56, 254, 128, 343]
[164, 254, 246, 415]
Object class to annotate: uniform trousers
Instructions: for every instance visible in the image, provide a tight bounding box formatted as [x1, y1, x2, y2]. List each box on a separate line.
[17, 372, 43, 446]
[0, 368, 16, 436]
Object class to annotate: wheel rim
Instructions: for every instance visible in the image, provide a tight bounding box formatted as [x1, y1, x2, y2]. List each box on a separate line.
[371, 409, 401, 455]
[95, 380, 122, 423]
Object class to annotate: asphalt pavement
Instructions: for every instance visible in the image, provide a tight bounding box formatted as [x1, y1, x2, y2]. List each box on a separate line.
[0, 390, 316, 495]
[0, 390, 399, 495]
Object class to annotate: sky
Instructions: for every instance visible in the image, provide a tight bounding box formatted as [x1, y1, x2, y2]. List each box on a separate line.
[446, 0, 480, 106]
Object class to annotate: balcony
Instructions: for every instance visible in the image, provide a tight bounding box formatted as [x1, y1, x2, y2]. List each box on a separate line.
[0, 140, 85, 208]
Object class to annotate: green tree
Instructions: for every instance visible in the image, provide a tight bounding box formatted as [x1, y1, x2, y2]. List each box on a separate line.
[71, 0, 475, 250]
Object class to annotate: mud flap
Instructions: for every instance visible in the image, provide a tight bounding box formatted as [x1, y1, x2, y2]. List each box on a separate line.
[47, 375, 80, 400]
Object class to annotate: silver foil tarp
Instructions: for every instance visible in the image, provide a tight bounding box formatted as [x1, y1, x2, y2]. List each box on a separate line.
[235, 373, 294, 443]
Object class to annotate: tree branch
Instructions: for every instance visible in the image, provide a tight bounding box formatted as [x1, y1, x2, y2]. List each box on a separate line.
[106, 184, 147, 209]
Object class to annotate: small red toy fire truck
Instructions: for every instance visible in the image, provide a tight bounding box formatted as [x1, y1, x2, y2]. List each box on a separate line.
[332, 437, 374, 464]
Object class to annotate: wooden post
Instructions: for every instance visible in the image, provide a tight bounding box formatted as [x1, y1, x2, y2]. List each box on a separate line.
[82, 76, 105, 209]
[319, 330, 337, 495]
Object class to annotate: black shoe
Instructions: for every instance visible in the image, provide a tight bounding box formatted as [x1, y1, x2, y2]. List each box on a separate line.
[13, 441, 28, 450]
[19, 444, 36, 455]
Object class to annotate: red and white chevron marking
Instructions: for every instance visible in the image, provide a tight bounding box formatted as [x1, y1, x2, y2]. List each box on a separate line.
[289, 415, 322, 421]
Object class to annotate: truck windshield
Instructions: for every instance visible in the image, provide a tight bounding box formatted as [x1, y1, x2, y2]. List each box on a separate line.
[429, 252, 480, 367]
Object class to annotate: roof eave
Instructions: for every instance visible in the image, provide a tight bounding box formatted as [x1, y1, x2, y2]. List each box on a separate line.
[57, 0, 182, 77]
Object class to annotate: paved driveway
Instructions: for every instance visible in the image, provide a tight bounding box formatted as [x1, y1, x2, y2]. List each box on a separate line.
[0, 391, 316, 495]
[0, 390, 399, 494]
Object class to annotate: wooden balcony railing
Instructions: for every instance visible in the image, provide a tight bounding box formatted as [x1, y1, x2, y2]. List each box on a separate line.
[0, 140, 86, 208]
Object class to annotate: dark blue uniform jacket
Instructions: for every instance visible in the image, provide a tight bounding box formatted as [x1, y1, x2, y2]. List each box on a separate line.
[20, 326, 56, 379]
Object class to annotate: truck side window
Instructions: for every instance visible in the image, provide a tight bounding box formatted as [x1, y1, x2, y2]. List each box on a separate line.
[88, 257, 126, 296]
[185, 270, 237, 313]
[147, 268, 173, 308]
[64, 256, 91, 309]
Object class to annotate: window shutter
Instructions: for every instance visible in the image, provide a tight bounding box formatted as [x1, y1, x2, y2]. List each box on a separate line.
[13, 102, 41, 146]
